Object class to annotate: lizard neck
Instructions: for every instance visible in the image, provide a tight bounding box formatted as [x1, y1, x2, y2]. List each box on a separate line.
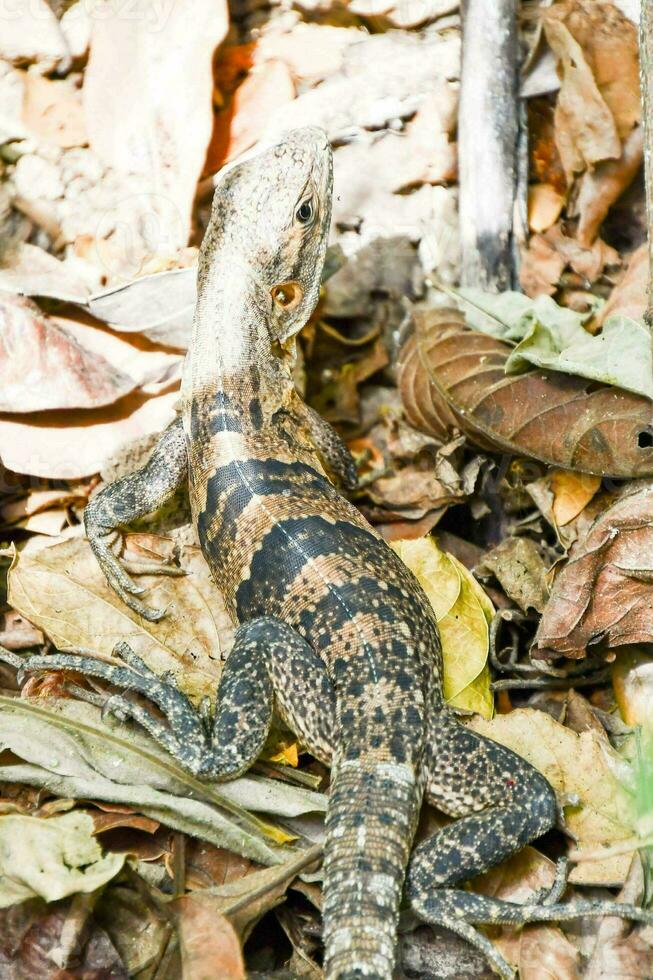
[182, 256, 293, 414]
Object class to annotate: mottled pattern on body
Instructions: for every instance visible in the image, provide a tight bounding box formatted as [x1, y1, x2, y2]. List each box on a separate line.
[9, 128, 652, 980]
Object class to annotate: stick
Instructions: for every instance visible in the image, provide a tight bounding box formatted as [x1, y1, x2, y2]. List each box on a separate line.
[640, 0, 653, 326]
[458, 0, 520, 291]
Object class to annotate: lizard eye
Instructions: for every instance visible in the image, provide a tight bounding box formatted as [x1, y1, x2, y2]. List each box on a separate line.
[295, 198, 315, 226]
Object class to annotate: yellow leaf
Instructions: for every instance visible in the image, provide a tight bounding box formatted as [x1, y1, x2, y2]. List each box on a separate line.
[392, 538, 494, 719]
[528, 182, 564, 233]
[267, 741, 300, 768]
[469, 709, 635, 885]
[550, 469, 601, 526]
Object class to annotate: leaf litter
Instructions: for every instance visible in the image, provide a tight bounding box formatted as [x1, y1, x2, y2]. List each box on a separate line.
[0, 0, 652, 975]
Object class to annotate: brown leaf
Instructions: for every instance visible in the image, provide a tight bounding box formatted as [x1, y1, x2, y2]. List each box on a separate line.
[397, 308, 653, 478]
[184, 841, 258, 891]
[174, 897, 245, 980]
[476, 537, 549, 613]
[552, 0, 641, 139]
[206, 59, 295, 172]
[597, 243, 648, 325]
[528, 183, 565, 233]
[536, 481, 653, 657]
[550, 469, 601, 526]
[576, 125, 644, 247]
[0, 610, 44, 651]
[543, 15, 621, 178]
[519, 231, 566, 297]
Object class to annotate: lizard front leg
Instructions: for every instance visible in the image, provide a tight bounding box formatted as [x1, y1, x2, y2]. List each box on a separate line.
[408, 711, 653, 978]
[7, 617, 336, 779]
[84, 416, 188, 621]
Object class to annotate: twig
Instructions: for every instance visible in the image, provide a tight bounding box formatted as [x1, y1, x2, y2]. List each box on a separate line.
[640, 1, 653, 326]
[458, 0, 521, 290]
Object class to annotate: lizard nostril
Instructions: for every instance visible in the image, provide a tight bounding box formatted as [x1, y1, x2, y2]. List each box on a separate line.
[271, 281, 303, 310]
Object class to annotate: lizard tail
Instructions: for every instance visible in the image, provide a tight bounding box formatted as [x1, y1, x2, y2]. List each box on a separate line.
[322, 756, 421, 979]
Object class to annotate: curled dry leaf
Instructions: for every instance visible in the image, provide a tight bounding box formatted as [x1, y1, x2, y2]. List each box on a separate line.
[536, 481, 653, 657]
[612, 646, 653, 726]
[397, 308, 653, 478]
[0, 293, 139, 413]
[575, 125, 644, 248]
[543, 15, 620, 178]
[392, 537, 494, 718]
[469, 708, 635, 885]
[528, 183, 565, 233]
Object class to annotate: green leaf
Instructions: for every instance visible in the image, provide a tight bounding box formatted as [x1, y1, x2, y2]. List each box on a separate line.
[392, 538, 494, 719]
[444, 286, 653, 400]
[0, 696, 326, 865]
[0, 810, 124, 908]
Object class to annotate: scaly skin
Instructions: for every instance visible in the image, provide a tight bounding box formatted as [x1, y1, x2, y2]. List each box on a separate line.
[9, 129, 653, 979]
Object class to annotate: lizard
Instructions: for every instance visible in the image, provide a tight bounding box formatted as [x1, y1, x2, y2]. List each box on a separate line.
[9, 127, 653, 979]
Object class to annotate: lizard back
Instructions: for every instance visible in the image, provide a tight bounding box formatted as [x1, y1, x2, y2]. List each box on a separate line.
[183, 128, 440, 978]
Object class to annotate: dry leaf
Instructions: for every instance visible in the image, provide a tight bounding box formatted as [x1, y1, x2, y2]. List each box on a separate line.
[476, 537, 549, 613]
[174, 898, 246, 980]
[0, 293, 145, 413]
[7, 534, 232, 702]
[550, 469, 601, 526]
[207, 60, 296, 171]
[0, 0, 70, 69]
[543, 17, 620, 178]
[474, 848, 580, 979]
[519, 231, 567, 296]
[83, 0, 228, 252]
[256, 24, 360, 84]
[0, 389, 178, 479]
[528, 183, 565, 233]
[551, 0, 640, 139]
[597, 243, 648, 325]
[613, 647, 653, 726]
[397, 308, 653, 478]
[537, 481, 653, 657]
[22, 73, 86, 148]
[576, 125, 644, 248]
[0, 811, 124, 908]
[584, 857, 653, 979]
[392, 537, 494, 718]
[0, 243, 89, 304]
[469, 709, 635, 884]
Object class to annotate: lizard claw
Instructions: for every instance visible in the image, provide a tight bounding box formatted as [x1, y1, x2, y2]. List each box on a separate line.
[88, 531, 169, 621]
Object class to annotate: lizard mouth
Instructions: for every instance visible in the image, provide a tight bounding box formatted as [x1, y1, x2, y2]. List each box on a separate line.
[271, 281, 304, 312]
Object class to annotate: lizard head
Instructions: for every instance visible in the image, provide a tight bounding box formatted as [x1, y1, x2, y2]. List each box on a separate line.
[204, 126, 333, 350]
